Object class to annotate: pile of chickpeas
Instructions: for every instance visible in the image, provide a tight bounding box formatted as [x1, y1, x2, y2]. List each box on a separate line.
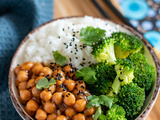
[14, 62, 96, 120]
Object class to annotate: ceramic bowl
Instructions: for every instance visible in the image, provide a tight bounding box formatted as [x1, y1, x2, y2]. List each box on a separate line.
[9, 16, 160, 120]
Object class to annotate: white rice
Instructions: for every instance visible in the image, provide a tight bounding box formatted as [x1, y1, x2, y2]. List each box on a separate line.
[23, 16, 131, 69]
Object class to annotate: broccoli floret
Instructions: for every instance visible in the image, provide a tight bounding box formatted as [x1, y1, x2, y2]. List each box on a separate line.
[92, 38, 116, 65]
[127, 53, 155, 91]
[112, 58, 134, 94]
[106, 105, 126, 120]
[118, 82, 145, 119]
[111, 32, 143, 59]
[88, 63, 116, 95]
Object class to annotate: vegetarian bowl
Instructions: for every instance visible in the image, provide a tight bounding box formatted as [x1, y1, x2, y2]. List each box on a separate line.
[9, 16, 160, 120]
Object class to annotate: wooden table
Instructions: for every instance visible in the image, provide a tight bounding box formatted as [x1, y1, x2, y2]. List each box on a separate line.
[54, 0, 160, 119]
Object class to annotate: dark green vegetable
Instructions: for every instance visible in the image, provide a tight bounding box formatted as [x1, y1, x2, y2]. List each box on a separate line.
[87, 63, 116, 95]
[53, 50, 67, 66]
[118, 82, 145, 119]
[80, 26, 106, 46]
[92, 37, 116, 64]
[112, 58, 134, 94]
[75, 67, 97, 84]
[111, 32, 144, 59]
[36, 78, 56, 90]
[106, 105, 126, 120]
[127, 53, 155, 92]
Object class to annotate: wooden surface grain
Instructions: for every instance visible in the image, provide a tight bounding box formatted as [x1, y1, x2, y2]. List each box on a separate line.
[54, 0, 160, 119]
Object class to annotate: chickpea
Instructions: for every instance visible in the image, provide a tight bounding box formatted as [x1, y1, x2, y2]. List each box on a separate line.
[18, 81, 27, 90]
[17, 71, 28, 82]
[72, 89, 79, 97]
[26, 100, 39, 111]
[19, 96, 28, 105]
[84, 106, 95, 116]
[45, 84, 56, 94]
[32, 97, 41, 104]
[20, 90, 32, 101]
[40, 90, 52, 102]
[75, 80, 86, 91]
[35, 76, 45, 84]
[53, 69, 65, 77]
[25, 106, 35, 116]
[56, 109, 62, 116]
[74, 99, 86, 112]
[32, 86, 42, 98]
[41, 67, 53, 78]
[76, 94, 87, 101]
[63, 92, 75, 106]
[47, 113, 57, 120]
[31, 74, 38, 79]
[56, 86, 67, 95]
[15, 79, 20, 87]
[44, 102, 56, 113]
[65, 107, 76, 118]
[32, 63, 43, 75]
[56, 76, 65, 86]
[86, 116, 93, 120]
[50, 63, 62, 71]
[52, 92, 63, 105]
[35, 109, 47, 120]
[63, 65, 72, 75]
[64, 79, 75, 91]
[72, 113, 85, 120]
[21, 62, 34, 71]
[56, 115, 67, 120]
[82, 89, 91, 96]
[27, 79, 35, 89]
[14, 66, 21, 75]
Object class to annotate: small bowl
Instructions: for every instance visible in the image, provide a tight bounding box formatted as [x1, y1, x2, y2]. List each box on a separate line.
[9, 16, 160, 120]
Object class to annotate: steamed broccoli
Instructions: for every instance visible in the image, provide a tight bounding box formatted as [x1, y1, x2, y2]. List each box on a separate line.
[88, 63, 117, 95]
[92, 38, 116, 64]
[111, 32, 144, 59]
[112, 58, 134, 94]
[106, 105, 126, 120]
[118, 82, 145, 119]
[127, 53, 155, 92]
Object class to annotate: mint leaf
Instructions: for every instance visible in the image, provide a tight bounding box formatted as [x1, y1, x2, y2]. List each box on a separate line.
[80, 26, 106, 46]
[36, 78, 56, 90]
[53, 51, 67, 66]
[99, 95, 113, 108]
[86, 95, 101, 108]
[92, 106, 102, 120]
[75, 67, 97, 84]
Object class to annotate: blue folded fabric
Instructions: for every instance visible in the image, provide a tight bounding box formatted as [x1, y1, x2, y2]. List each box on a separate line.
[0, 0, 53, 119]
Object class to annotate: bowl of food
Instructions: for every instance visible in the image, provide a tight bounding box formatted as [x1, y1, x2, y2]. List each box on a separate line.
[9, 16, 160, 120]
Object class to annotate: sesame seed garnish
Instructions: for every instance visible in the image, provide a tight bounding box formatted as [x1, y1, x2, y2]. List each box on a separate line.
[69, 58, 72, 62]
[68, 27, 70, 29]
[68, 93, 70, 95]
[83, 58, 86, 60]
[63, 28, 64, 31]
[76, 57, 78, 59]
[58, 36, 60, 38]
[66, 95, 68, 97]
[49, 41, 51, 44]
[69, 42, 72, 46]
[77, 31, 79, 33]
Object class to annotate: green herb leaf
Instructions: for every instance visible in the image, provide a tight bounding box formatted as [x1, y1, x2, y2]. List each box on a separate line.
[75, 67, 97, 84]
[80, 26, 106, 46]
[53, 50, 67, 66]
[36, 78, 56, 90]
[99, 95, 113, 108]
[48, 78, 56, 85]
[86, 95, 100, 108]
[92, 106, 102, 120]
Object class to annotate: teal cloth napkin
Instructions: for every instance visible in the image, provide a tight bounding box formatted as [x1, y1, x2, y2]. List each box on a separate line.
[0, 0, 53, 119]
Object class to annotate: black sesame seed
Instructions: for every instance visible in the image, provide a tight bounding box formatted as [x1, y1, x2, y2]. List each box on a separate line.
[80, 64, 84, 67]
[68, 27, 70, 29]
[58, 36, 60, 38]
[73, 34, 75, 37]
[62, 95, 64, 97]
[68, 93, 70, 95]
[66, 45, 68, 49]
[76, 57, 78, 59]
[69, 42, 72, 46]
[66, 95, 68, 97]
[69, 58, 72, 62]
[75, 53, 77, 55]
[81, 85, 85, 89]
[17, 64, 20, 66]
[63, 43, 66, 45]
[49, 41, 51, 44]
[70, 51, 73, 53]
[77, 31, 79, 33]
[63, 28, 65, 31]
[83, 58, 86, 60]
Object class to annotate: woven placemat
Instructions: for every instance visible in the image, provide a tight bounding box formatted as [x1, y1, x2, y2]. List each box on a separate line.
[0, 0, 53, 119]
